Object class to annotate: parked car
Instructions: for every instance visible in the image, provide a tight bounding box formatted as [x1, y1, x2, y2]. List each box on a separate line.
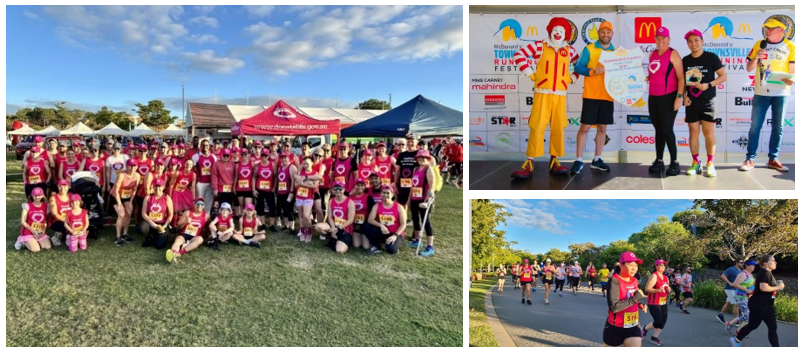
[15, 136, 85, 160]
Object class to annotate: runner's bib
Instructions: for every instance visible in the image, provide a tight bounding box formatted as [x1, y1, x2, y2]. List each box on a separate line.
[412, 187, 423, 199]
[259, 181, 271, 190]
[185, 225, 199, 236]
[400, 178, 412, 188]
[222, 184, 232, 193]
[238, 180, 249, 188]
[381, 178, 391, 185]
[545, 273, 552, 280]
[244, 227, 253, 237]
[201, 167, 211, 176]
[334, 176, 346, 184]
[379, 214, 395, 225]
[28, 175, 41, 184]
[31, 222, 45, 232]
[658, 296, 667, 306]
[278, 182, 287, 191]
[334, 217, 346, 227]
[354, 214, 365, 224]
[149, 212, 163, 221]
[121, 189, 133, 199]
[297, 187, 309, 198]
[624, 312, 639, 328]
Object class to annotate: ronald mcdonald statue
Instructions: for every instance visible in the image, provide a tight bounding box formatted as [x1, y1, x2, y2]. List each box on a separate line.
[511, 17, 579, 178]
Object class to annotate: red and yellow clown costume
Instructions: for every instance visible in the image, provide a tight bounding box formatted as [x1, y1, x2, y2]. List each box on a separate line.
[512, 17, 580, 178]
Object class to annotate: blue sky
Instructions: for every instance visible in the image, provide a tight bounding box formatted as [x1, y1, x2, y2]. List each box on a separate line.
[496, 199, 696, 255]
[5, 5, 463, 118]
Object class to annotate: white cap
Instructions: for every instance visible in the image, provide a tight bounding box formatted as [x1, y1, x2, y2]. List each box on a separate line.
[546, 258, 551, 263]
[220, 202, 232, 210]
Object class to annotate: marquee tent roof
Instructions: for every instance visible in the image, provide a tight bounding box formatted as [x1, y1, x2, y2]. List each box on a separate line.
[231, 100, 340, 136]
[341, 95, 462, 138]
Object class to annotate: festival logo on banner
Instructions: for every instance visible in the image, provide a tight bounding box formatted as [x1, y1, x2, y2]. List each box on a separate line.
[492, 19, 533, 73]
[600, 47, 646, 106]
[635, 17, 661, 44]
[581, 18, 610, 45]
[706, 16, 753, 40]
[703, 16, 756, 72]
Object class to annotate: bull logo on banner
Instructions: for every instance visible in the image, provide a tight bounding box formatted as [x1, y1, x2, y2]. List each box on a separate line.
[600, 47, 646, 106]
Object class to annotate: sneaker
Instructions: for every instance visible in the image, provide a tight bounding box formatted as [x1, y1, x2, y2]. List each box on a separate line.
[511, 159, 535, 179]
[522, 298, 525, 304]
[248, 241, 261, 248]
[14, 241, 23, 250]
[141, 238, 153, 248]
[553, 289, 556, 293]
[408, 239, 422, 248]
[706, 162, 717, 177]
[545, 299, 549, 305]
[166, 249, 178, 264]
[650, 337, 663, 346]
[591, 158, 610, 172]
[649, 159, 664, 173]
[526, 300, 532, 305]
[725, 322, 732, 334]
[768, 159, 789, 172]
[213, 239, 222, 252]
[717, 313, 726, 324]
[122, 234, 133, 243]
[559, 293, 563, 297]
[641, 326, 646, 340]
[269, 225, 278, 233]
[419, 246, 435, 257]
[683, 309, 690, 314]
[570, 161, 583, 174]
[115, 238, 125, 246]
[666, 161, 680, 176]
[729, 337, 741, 347]
[368, 246, 383, 255]
[51, 234, 62, 247]
[739, 159, 754, 171]
[549, 157, 570, 175]
[686, 161, 702, 175]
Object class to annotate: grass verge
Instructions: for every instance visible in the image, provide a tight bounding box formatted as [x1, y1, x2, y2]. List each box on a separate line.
[692, 279, 797, 323]
[469, 276, 498, 347]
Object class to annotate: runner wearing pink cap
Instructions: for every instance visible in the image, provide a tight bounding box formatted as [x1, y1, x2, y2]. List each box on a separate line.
[603, 251, 647, 347]
[16, 187, 51, 252]
[314, 180, 355, 254]
[212, 148, 237, 210]
[642, 259, 671, 346]
[231, 203, 265, 247]
[409, 149, 437, 256]
[64, 193, 89, 253]
[234, 147, 255, 220]
[23, 146, 51, 200]
[139, 177, 173, 249]
[168, 158, 196, 230]
[647, 26, 684, 176]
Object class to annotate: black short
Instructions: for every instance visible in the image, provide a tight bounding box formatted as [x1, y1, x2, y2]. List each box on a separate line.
[326, 229, 352, 251]
[319, 188, 329, 197]
[235, 190, 253, 198]
[24, 183, 49, 199]
[449, 162, 463, 175]
[314, 191, 322, 201]
[218, 192, 237, 206]
[512, 274, 519, 281]
[134, 195, 144, 208]
[580, 98, 615, 125]
[396, 187, 411, 205]
[685, 99, 717, 123]
[521, 281, 533, 287]
[113, 197, 131, 206]
[542, 277, 553, 284]
[603, 322, 641, 347]
[352, 223, 364, 234]
[256, 190, 277, 217]
[683, 291, 693, 299]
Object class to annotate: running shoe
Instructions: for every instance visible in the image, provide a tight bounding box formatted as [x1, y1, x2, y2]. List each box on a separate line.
[686, 161, 702, 175]
[269, 225, 278, 233]
[122, 234, 133, 242]
[559, 293, 562, 297]
[522, 298, 525, 304]
[526, 300, 532, 305]
[768, 159, 789, 172]
[51, 234, 63, 247]
[166, 249, 177, 264]
[419, 246, 435, 257]
[213, 239, 222, 252]
[570, 161, 583, 174]
[666, 161, 681, 176]
[729, 337, 741, 347]
[683, 309, 690, 314]
[591, 158, 610, 172]
[408, 239, 422, 248]
[641, 326, 647, 340]
[706, 162, 717, 177]
[141, 237, 153, 248]
[553, 289, 556, 293]
[14, 241, 23, 250]
[725, 322, 732, 334]
[739, 159, 754, 171]
[717, 313, 726, 324]
[650, 337, 663, 346]
[248, 241, 261, 248]
[115, 238, 125, 246]
[368, 246, 382, 255]
[649, 159, 664, 173]
[545, 299, 549, 305]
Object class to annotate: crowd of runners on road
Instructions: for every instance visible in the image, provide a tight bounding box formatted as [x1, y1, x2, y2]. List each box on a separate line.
[492, 252, 786, 347]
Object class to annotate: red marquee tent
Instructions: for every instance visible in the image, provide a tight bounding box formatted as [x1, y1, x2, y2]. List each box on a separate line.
[231, 100, 340, 136]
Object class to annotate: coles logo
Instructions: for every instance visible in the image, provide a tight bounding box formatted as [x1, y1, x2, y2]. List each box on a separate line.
[470, 116, 484, 125]
[485, 95, 505, 106]
[278, 172, 286, 181]
[332, 208, 345, 219]
[89, 164, 100, 172]
[203, 160, 212, 168]
[30, 166, 41, 175]
[335, 165, 346, 174]
[274, 108, 296, 119]
[240, 168, 250, 178]
[626, 135, 655, 144]
[635, 17, 662, 44]
[354, 201, 364, 211]
[469, 136, 485, 147]
[378, 165, 389, 175]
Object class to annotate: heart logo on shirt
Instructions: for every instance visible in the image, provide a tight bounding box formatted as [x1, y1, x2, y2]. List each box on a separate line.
[649, 61, 661, 74]
[690, 87, 703, 98]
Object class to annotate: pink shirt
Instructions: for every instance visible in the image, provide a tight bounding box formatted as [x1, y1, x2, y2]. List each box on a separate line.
[648, 48, 679, 96]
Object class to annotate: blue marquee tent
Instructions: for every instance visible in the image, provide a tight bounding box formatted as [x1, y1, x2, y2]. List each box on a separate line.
[341, 95, 462, 137]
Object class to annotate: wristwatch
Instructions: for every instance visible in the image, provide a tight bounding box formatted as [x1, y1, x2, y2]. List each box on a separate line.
[676, 94, 683, 99]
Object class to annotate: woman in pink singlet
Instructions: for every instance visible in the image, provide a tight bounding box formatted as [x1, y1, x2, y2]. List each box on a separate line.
[17, 187, 51, 252]
[167, 197, 209, 264]
[349, 179, 371, 250]
[647, 27, 685, 176]
[293, 157, 319, 242]
[314, 180, 355, 254]
[64, 193, 89, 253]
[365, 185, 407, 255]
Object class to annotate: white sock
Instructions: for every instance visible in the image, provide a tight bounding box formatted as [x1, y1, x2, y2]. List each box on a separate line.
[527, 157, 536, 162]
[594, 156, 601, 161]
[576, 157, 583, 162]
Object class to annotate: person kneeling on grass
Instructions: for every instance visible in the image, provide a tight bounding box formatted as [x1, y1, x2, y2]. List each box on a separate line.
[349, 178, 371, 250]
[64, 193, 89, 253]
[138, 178, 173, 250]
[16, 187, 51, 252]
[230, 203, 264, 248]
[363, 185, 406, 255]
[314, 181, 355, 254]
[208, 202, 235, 251]
[167, 197, 209, 264]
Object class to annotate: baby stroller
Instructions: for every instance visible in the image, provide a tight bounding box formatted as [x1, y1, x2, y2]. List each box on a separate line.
[70, 172, 105, 240]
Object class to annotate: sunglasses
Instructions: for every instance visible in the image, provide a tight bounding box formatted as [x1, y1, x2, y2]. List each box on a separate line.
[195, 202, 205, 206]
[332, 187, 344, 191]
[314, 155, 323, 158]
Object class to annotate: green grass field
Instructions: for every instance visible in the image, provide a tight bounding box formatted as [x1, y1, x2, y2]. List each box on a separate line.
[5, 154, 463, 347]
[469, 276, 498, 347]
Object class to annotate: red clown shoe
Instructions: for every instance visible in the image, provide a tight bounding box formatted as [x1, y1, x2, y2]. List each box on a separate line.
[549, 156, 569, 175]
[511, 159, 534, 179]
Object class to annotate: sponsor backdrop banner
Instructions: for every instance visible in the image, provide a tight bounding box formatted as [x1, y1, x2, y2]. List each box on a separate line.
[469, 10, 795, 154]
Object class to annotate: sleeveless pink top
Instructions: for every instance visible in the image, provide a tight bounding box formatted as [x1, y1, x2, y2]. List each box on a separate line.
[648, 48, 679, 96]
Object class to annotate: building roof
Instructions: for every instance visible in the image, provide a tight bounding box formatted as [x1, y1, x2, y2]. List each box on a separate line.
[187, 102, 235, 128]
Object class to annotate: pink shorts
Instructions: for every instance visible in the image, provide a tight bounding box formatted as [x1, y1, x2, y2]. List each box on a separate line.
[18, 234, 49, 243]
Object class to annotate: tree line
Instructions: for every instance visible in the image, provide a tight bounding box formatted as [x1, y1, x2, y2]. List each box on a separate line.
[7, 99, 180, 132]
[472, 200, 798, 274]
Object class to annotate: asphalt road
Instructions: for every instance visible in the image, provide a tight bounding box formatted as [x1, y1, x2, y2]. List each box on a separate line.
[490, 281, 798, 347]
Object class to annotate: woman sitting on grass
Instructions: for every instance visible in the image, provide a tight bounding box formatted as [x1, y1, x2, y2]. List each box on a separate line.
[230, 203, 264, 248]
[139, 178, 173, 250]
[64, 193, 89, 253]
[314, 180, 355, 254]
[364, 185, 406, 255]
[208, 202, 235, 251]
[16, 187, 51, 252]
[167, 197, 209, 264]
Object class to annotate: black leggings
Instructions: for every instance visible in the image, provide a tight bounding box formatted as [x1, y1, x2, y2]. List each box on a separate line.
[276, 193, 293, 220]
[648, 304, 669, 329]
[410, 200, 433, 237]
[361, 223, 404, 254]
[256, 190, 277, 217]
[736, 303, 779, 347]
[671, 285, 682, 304]
[555, 279, 565, 292]
[136, 221, 169, 250]
[648, 92, 679, 162]
[51, 221, 67, 235]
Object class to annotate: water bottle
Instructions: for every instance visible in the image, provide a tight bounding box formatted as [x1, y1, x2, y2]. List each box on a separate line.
[772, 280, 783, 299]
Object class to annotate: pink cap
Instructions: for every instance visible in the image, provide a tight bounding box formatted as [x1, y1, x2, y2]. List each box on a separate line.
[137, 144, 148, 151]
[155, 158, 165, 165]
[380, 184, 394, 192]
[354, 178, 367, 185]
[58, 179, 70, 187]
[523, 259, 529, 263]
[655, 259, 668, 266]
[153, 178, 165, 186]
[126, 158, 138, 167]
[170, 157, 179, 166]
[684, 29, 703, 40]
[241, 148, 249, 154]
[655, 27, 670, 37]
[416, 149, 432, 159]
[69, 193, 82, 202]
[261, 148, 270, 156]
[620, 251, 643, 265]
[31, 187, 45, 196]
[244, 203, 255, 210]
[31, 146, 41, 153]
[34, 136, 44, 143]
[178, 143, 186, 149]
[73, 141, 82, 147]
[332, 180, 346, 188]
[171, 144, 179, 149]
[222, 148, 231, 156]
[362, 149, 373, 156]
[254, 141, 263, 146]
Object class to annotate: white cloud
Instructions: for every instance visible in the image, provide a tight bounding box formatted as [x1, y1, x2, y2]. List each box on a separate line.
[188, 34, 222, 44]
[498, 200, 570, 235]
[23, 10, 40, 19]
[188, 15, 219, 28]
[244, 5, 274, 17]
[180, 50, 245, 74]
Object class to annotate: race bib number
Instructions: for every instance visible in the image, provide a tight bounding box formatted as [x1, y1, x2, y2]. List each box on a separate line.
[523, 273, 531, 279]
[334, 217, 346, 227]
[201, 167, 211, 176]
[624, 312, 639, 328]
[658, 296, 667, 306]
[222, 184, 232, 193]
[297, 187, 309, 198]
[545, 273, 552, 280]
[278, 182, 287, 191]
[354, 214, 365, 224]
[238, 180, 249, 188]
[412, 187, 423, 199]
[259, 181, 271, 190]
[381, 178, 391, 185]
[185, 225, 199, 236]
[148, 212, 163, 221]
[28, 175, 41, 184]
[31, 222, 45, 232]
[379, 214, 395, 225]
[400, 178, 412, 188]
[334, 176, 346, 184]
[243, 227, 254, 237]
[121, 189, 133, 199]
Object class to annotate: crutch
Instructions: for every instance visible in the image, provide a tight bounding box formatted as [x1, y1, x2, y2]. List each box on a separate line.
[414, 193, 436, 256]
